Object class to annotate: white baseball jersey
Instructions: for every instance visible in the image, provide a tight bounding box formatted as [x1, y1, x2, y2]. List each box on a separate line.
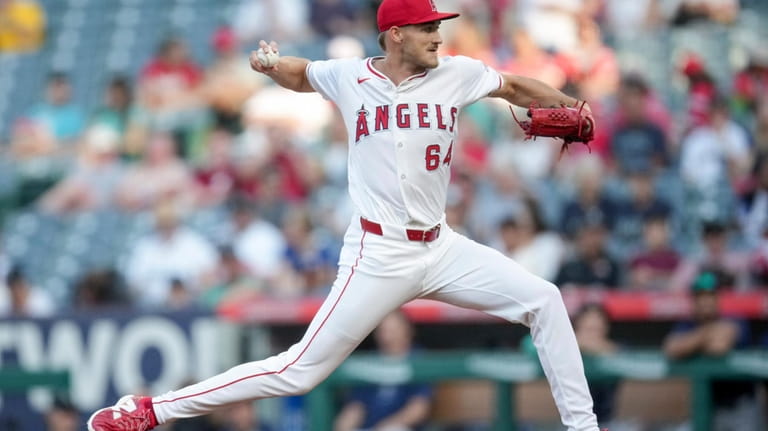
[307, 56, 502, 227]
[147, 55, 599, 431]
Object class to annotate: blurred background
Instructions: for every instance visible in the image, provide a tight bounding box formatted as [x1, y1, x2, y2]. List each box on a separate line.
[0, 0, 767, 430]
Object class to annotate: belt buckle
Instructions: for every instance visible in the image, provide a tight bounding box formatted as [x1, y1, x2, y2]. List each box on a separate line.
[426, 223, 441, 242]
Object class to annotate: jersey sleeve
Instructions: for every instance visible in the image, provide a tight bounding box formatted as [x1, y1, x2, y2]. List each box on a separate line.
[452, 55, 503, 106]
[306, 58, 353, 102]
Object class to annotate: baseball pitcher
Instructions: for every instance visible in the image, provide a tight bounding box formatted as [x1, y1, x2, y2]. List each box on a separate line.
[89, 0, 597, 430]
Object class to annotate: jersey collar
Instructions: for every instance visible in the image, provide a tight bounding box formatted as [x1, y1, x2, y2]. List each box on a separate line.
[366, 57, 430, 84]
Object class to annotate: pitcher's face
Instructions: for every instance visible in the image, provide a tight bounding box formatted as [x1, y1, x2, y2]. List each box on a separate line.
[399, 21, 443, 69]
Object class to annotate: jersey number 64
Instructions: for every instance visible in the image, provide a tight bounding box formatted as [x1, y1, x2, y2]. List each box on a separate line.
[425, 141, 453, 171]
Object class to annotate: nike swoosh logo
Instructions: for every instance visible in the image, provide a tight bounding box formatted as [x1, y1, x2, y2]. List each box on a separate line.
[357, 77, 371, 84]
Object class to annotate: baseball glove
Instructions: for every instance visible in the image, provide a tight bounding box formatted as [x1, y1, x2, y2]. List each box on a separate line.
[510, 100, 595, 157]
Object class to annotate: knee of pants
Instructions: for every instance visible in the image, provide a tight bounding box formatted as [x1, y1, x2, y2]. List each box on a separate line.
[279, 367, 327, 396]
[532, 280, 564, 314]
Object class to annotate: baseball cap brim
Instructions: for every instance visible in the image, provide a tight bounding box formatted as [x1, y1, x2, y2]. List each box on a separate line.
[409, 12, 460, 26]
[380, 12, 460, 31]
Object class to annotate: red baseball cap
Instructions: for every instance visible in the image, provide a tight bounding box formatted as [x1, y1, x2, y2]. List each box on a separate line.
[377, 0, 460, 32]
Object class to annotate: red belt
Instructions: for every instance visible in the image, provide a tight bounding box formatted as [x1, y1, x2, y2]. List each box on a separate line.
[360, 217, 441, 242]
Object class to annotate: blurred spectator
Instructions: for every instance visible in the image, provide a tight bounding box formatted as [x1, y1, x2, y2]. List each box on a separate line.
[334, 310, 433, 431]
[444, 172, 477, 239]
[680, 95, 751, 194]
[0, 239, 9, 281]
[732, 46, 768, 120]
[231, 130, 271, 203]
[27, 72, 86, 145]
[38, 125, 124, 213]
[516, 0, 582, 53]
[167, 277, 194, 309]
[603, 0, 667, 39]
[115, 132, 196, 211]
[501, 28, 566, 89]
[670, 221, 751, 291]
[226, 402, 273, 431]
[0, 264, 54, 317]
[556, 18, 620, 102]
[680, 53, 718, 129]
[627, 215, 682, 290]
[7, 115, 63, 207]
[309, 0, 361, 39]
[443, 13, 497, 67]
[73, 269, 127, 309]
[200, 245, 262, 309]
[225, 199, 287, 285]
[231, 0, 308, 46]
[555, 220, 621, 289]
[753, 99, 768, 157]
[469, 150, 528, 243]
[743, 157, 768, 283]
[495, 199, 565, 281]
[45, 397, 79, 431]
[9, 116, 56, 159]
[609, 77, 668, 176]
[91, 75, 134, 138]
[195, 128, 236, 207]
[573, 304, 618, 425]
[454, 113, 491, 177]
[603, 74, 672, 153]
[169, 406, 228, 431]
[320, 112, 351, 190]
[574, 303, 618, 355]
[559, 156, 616, 238]
[125, 202, 218, 308]
[137, 37, 205, 157]
[326, 34, 366, 59]
[740, 155, 768, 247]
[232, 128, 316, 216]
[663, 275, 761, 430]
[0, 0, 45, 53]
[611, 170, 672, 259]
[669, 0, 740, 25]
[172, 400, 272, 431]
[202, 26, 262, 134]
[276, 208, 337, 297]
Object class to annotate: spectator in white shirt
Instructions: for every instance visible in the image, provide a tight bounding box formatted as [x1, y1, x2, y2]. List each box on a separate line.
[223, 199, 286, 284]
[126, 202, 219, 308]
[680, 96, 751, 192]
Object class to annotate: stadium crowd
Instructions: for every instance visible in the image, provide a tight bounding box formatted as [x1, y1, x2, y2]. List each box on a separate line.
[1, 0, 768, 430]
[1, 0, 766, 314]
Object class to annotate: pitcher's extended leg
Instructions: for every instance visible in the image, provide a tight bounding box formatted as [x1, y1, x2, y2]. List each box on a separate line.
[423, 234, 598, 431]
[152, 232, 416, 423]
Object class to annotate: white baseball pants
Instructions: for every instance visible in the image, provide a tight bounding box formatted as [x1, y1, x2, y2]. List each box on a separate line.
[152, 217, 599, 431]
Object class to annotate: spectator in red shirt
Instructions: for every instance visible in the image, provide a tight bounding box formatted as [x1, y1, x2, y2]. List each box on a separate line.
[141, 37, 202, 92]
[555, 18, 620, 103]
[628, 215, 682, 291]
[732, 47, 768, 120]
[194, 127, 236, 207]
[680, 53, 718, 130]
[137, 37, 206, 158]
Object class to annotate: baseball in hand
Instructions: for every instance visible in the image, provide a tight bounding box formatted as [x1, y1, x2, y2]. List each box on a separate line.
[257, 48, 279, 68]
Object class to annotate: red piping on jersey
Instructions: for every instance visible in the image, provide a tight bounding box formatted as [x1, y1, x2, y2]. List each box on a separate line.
[154, 231, 368, 406]
[406, 70, 428, 81]
[366, 57, 387, 80]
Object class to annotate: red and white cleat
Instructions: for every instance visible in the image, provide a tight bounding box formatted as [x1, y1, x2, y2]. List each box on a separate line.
[87, 395, 158, 431]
